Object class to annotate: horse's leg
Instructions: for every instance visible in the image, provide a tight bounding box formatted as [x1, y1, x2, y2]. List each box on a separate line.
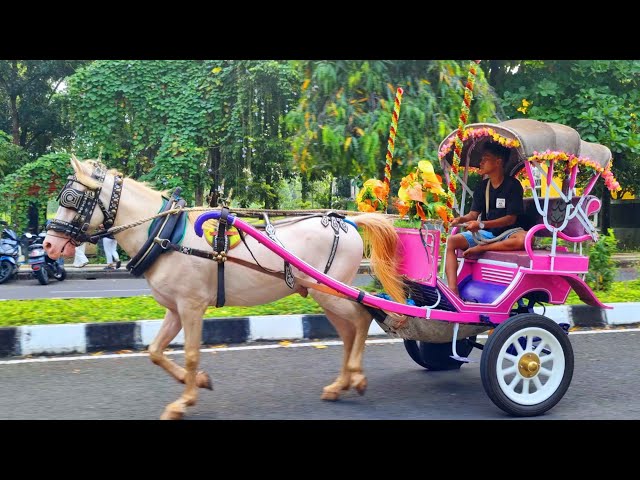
[319, 309, 355, 401]
[148, 309, 212, 390]
[344, 305, 374, 395]
[160, 304, 207, 420]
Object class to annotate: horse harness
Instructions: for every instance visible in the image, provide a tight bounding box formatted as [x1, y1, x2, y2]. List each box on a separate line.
[48, 161, 124, 245]
[152, 205, 351, 307]
[50, 161, 352, 308]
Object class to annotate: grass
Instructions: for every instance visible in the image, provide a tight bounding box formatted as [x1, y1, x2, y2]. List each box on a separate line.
[0, 278, 637, 328]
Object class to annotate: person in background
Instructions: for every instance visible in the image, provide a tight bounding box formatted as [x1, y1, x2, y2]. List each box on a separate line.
[73, 242, 89, 268]
[100, 224, 121, 270]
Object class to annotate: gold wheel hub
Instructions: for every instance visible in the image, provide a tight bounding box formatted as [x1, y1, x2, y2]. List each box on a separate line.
[518, 352, 540, 378]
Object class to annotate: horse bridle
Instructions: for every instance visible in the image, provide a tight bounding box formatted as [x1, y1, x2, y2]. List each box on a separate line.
[48, 161, 124, 245]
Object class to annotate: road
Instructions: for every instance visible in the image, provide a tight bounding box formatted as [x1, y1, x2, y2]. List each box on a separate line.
[0, 275, 374, 300]
[0, 328, 638, 419]
[0, 278, 152, 300]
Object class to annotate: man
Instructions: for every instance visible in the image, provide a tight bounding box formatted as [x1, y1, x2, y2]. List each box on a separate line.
[445, 141, 527, 298]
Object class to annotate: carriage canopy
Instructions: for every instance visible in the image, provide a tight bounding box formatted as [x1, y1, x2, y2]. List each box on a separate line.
[438, 118, 613, 178]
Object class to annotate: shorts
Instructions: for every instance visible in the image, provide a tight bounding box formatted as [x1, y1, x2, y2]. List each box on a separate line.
[461, 229, 519, 248]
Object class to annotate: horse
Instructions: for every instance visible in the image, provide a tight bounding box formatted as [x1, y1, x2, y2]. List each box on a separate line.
[43, 156, 406, 420]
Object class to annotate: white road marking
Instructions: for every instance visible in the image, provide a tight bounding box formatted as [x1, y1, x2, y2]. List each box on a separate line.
[50, 289, 150, 294]
[0, 328, 637, 365]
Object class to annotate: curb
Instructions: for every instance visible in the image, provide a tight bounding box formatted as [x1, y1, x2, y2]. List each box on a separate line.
[0, 303, 636, 358]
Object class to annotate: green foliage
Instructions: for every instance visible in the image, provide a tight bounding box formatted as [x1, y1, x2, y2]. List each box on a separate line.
[0, 60, 87, 157]
[66, 60, 299, 208]
[496, 60, 640, 198]
[586, 228, 618, 291]
[0, 131, 28, 178]
[0, 153, 72, 231]
[285, 60, 497, 196]
[0, 294, 322, 327]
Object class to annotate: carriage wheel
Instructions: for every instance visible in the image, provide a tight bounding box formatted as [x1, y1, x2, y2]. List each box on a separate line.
[403, 337, 476, 371]
[480, 313, 573, 417]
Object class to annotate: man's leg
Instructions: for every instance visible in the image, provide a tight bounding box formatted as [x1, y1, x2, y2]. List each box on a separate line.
[445, 233, 472, 296]
[462, 230, 527, 257]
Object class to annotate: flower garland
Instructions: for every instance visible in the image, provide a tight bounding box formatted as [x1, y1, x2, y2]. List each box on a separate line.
[438, 127, 522, 161]
[527, 150, 621, 192]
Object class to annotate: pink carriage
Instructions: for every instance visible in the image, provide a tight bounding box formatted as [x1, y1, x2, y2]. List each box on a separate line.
[194, 118, 616, 417]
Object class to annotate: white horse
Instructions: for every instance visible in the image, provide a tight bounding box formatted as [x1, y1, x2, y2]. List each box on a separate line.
[43, 157, 405, 420]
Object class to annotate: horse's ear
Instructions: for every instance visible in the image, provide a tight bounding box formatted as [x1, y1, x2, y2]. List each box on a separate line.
[70, 154, 82, 173]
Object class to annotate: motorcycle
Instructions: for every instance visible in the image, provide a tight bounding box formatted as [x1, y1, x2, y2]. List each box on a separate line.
[0, 221, 21, 284]
[24, 230, 67, 285]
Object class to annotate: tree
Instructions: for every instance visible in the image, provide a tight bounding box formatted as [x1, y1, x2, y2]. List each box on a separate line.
[0, 60, 87, 156]
[0, 153, 73, 232]
[494, 60, 640, 230]
[66, 60, 299, 208]
[284, 60, 497, 204]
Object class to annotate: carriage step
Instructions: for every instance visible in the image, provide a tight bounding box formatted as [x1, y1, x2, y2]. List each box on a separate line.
[449, 355, 476, 363]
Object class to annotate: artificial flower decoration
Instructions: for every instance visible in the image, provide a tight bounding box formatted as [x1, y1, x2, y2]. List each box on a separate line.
[356, 179, 389, 212]
[393, 160, 454, 228]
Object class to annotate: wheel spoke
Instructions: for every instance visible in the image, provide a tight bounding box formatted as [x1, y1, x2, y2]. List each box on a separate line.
[501, 365, 517, 376]
[533, 376, 544, 391]
[513, 339, 524, 355]
[522, 378, 530, 394]
[539, 366, 553, 377]
[504, 353, 518, 364]
[534, 340, 546, 355]
[508, 375, 521, 391]
[526, 335, 533, 352]
[540, 354, 555, 364]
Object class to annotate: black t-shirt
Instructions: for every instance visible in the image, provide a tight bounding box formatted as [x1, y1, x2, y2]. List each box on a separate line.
[470, 176, 525, 236]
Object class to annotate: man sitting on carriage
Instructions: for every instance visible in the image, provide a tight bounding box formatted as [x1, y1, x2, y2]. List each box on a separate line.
[445, 141, 527, 298]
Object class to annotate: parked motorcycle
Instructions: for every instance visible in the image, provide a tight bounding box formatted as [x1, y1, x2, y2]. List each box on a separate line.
[0, 221, 21, 284]
[24, 231, 67, 285]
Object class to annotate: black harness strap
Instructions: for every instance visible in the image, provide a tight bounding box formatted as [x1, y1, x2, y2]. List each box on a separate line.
[127, 188, 186, 277]
[214, 207, 230, 307]
[263, 213, 295, 289]
[320, 212, 348, 274]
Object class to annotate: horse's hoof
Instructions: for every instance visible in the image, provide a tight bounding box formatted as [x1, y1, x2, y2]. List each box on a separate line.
[351, 375, 368, 396]
[160, 409, 184, 420]
[196, 371, 213, 390]
[321, 389, 340, 401]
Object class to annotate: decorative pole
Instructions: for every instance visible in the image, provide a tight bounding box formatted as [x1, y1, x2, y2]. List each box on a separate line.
[447, 60, 481, 201]
[382, 87, 404, 210]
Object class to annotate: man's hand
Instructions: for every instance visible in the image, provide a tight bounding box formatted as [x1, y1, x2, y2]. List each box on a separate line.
[450, 217, 463, 228]
[465, 220, 482, 232]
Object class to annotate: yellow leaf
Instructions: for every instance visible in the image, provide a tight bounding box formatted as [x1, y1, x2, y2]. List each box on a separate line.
[279, 340, 292, 347]
[210, 344, 228, 349]
[211, 67, 222, 74]
[354, 127, 365, 137]
[301, 79, 310, 91]
[90, 351, 104, 356]
[115, 349, 132, 354]
[344, 136, 352, 151]
[314, 345, 328, 349]
[418, 160, 435, 174]
[420, 79, 431, 85]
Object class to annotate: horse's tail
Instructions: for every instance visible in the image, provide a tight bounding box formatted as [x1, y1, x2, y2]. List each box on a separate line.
[350, 213, 406, 304]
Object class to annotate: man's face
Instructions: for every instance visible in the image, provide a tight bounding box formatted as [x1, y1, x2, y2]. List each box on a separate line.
[479, 152, 501, 175]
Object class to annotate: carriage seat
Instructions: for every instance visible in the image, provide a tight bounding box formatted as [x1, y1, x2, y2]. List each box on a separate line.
[521, 195, 601, 239]
[458, 195, 600, 272]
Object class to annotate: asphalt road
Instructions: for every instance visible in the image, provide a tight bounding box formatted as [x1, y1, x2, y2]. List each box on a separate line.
[0, 278, 152, 300]
[0, 275, 374, 300]
[0, 328, 638, 420]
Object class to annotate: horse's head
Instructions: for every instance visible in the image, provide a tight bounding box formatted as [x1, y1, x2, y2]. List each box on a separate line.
[43, 155, 123, 259]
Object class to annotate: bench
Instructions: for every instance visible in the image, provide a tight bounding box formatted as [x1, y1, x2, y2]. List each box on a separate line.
[460, 195, 601, 273]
